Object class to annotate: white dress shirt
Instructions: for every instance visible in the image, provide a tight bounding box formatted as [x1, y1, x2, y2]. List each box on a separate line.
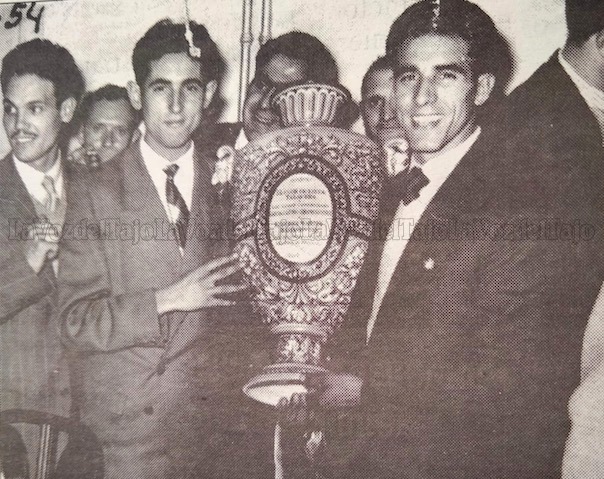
[234, 128, 249, 150]
[13, 153, 64, 274]
[13, 153, 64, 206]
[366, 127, 481, 341]
[140, 134, 195, 217]
[559, 50, 604, 141]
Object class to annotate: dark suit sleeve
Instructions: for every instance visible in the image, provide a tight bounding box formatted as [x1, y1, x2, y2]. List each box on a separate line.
[0, 212, 54, 322]
[58, 181, 164, 353]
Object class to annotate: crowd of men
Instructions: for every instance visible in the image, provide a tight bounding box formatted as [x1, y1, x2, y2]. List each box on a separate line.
[1, 0, 604, 477]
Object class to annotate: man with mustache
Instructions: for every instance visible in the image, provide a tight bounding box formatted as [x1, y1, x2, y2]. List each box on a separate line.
[0, 38, 84, 471]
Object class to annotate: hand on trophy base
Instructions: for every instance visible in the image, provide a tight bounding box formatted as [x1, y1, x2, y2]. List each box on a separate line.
[275, 372, 362, 426]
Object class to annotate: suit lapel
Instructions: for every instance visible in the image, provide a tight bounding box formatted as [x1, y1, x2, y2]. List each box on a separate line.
[0, 154, 38, 223]
[371, 139, 490, 335]
[0, 154, 57, 284]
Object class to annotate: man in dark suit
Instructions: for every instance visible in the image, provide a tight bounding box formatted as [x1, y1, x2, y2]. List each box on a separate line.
[0, 38, 84, 472]
[58, 20, 269, 479]
[498, 1, 604, 475]
[280, 1, 604, 477]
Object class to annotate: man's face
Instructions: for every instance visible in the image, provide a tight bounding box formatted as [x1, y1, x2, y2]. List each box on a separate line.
[135, 52, 213, 157]
[362, 68, 405, 146]
[393, 33, 492, 160]
[3, 74, 69, 170]
[243, 53, 308, 141]
[83, 98, 137, 163]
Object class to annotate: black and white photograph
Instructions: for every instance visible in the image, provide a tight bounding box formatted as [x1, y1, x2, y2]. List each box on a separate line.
[1, 0, 603, 477]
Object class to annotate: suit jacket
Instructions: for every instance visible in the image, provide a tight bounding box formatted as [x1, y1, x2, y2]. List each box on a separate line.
[58, 141, 273, 479]
[320, 116, 604, 479]
[0, 153, 80, 418]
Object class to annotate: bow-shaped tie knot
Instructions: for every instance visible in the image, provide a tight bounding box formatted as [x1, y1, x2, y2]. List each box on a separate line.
[389, 165, 430, 206]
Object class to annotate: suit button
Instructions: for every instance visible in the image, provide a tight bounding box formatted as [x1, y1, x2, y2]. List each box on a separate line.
[157, 363, 166, 375]
[144, 406, 154, 415]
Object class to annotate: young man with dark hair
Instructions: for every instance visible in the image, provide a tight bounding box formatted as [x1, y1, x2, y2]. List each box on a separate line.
[58, 20, 258, 478]
[0, 38, 84, 472]
[280, 1, 601, 477]
[70, 84, 140, 167]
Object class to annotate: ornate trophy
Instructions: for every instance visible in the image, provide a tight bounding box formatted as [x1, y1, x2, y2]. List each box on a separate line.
[231, 83, 384, 406]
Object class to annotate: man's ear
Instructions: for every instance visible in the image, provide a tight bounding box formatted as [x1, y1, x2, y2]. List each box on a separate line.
[594, 29, 604, 55]
[127, 81, 143, 111]
[474, 73, 496, 106]
[59, 97, 77, 123]
[130, 127, 141, 145]
[203, 80, 218, 109]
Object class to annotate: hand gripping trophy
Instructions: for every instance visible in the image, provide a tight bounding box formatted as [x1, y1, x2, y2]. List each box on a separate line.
[231, 83, 384, 406]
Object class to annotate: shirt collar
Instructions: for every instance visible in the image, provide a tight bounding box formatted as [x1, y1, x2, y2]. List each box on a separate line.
[139, 129, 195, 171]
[13, 151, 64, 201]
[417, 127, 481, 183]
[234, 128, 249, 150]
[559, 50, 604, 112]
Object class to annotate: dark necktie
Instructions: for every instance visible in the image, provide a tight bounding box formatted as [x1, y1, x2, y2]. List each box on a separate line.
[163, 164, 189, 250]
[389, 165, 430, 206]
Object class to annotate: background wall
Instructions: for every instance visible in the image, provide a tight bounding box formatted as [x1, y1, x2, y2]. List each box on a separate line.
[0, 0, 566, 157]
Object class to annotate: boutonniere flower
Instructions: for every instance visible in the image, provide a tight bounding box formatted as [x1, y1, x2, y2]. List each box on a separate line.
[383, 138, 409, 177]
[212, 145, 235, 187]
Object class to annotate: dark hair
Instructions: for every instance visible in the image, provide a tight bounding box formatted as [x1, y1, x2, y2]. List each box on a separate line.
[132, 19, 225, 86]
[1, 38, 84, 104]
[566, 0, 604, 45]
[361, 56, 392, 98]
[75, 84, 139, 130]
[254, 31, 339, 85]
[386, 0, 513, 98]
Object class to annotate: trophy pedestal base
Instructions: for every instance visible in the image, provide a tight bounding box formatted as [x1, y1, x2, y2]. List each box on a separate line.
[243, 363, 327, 406]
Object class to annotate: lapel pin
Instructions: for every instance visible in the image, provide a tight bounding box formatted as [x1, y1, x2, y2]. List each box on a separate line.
[424, 258, 435, 270]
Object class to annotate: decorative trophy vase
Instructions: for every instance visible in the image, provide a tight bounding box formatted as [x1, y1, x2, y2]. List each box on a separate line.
[232, 84, 384, 406]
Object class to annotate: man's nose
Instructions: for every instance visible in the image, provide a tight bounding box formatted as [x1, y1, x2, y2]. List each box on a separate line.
[15, 110, 29, 130]
[170, 90, 184, 114]
[102, 129, 116, 147]
[415, 77, 437, 106]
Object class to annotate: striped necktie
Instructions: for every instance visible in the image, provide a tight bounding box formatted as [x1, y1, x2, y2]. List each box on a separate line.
[163, 164, 189, 250]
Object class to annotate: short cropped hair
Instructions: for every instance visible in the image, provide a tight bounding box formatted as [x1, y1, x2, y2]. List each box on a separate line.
[386, 0, 513, 97]
[132, 19, 225, 86]
[361, 56, 392, 98]
[566, 0, 604, 45]
[254, 31, 339, 85]
[1, 39, 84, 104]
[75, 84, 139, 130]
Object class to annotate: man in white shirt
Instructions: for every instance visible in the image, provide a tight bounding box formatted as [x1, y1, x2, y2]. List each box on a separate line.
[58, 20, 255, 479]
[0, 38, 84, 473]
[281, 1, 597, 478]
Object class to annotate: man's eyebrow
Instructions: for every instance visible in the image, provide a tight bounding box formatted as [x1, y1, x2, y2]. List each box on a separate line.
[182, 78, 205, 87]
[147, 79, 171, 88]
[434, 63, 469, 73]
